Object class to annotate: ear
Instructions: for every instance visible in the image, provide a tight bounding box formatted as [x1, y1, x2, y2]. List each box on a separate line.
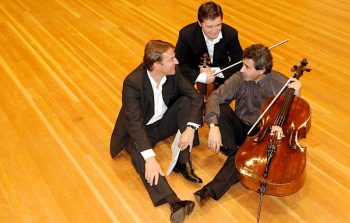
[153, 62, 159, 70]
[153, 61, 162, 71]
[259, 68, 266, 75]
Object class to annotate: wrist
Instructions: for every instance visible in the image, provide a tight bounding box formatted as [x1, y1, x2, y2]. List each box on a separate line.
[145, 156, 156, 162]
[187, 124, 197, 130]
[209, 123, 219, 128]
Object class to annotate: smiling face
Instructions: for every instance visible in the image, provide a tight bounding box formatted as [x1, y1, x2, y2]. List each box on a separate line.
[200, 17, 222, 41]
[154, 48, 179, 76]
[240, 58, 266, 82]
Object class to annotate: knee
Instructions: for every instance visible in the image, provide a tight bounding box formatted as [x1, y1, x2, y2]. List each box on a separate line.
[219, 104, 234, 119]
[178, 96, 192, 106]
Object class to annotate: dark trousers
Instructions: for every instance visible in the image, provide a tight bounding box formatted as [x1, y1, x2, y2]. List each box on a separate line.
[126, 96, 200, 206]
[206, 104, 254, 200]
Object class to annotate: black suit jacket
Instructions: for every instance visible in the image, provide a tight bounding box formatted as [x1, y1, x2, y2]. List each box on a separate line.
[175, 22, 243, 85]
[110, 64, 203, 158]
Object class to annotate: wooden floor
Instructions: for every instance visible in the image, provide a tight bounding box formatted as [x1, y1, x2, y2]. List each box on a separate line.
[1, 0, 350, 222]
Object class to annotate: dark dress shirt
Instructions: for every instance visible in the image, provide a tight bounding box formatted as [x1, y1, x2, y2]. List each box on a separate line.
[206, 70, 289, 126]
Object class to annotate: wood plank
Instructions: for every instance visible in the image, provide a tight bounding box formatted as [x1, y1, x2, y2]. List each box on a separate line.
[1, 0, 350, 222]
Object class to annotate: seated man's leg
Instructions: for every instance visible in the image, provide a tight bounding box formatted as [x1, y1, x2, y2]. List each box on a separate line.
[194, 104, 247, 204]
[126, 140, 195, 223]
[218, 104, 246, 153]
[126, 141, 177, 206]
[158, 96, 202, 183]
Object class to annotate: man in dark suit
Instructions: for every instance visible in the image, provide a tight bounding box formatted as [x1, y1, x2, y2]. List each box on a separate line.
[110, 40, 203, 223]
[175, 1, 243, 87]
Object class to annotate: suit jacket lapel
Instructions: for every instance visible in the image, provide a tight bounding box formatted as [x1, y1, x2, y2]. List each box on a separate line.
[213, 30, 226, 65]
[195, 24, 209, 57]
[213, 41, 222, 65]
[162, 77, 172, 105]
[143, 70, 154, 113]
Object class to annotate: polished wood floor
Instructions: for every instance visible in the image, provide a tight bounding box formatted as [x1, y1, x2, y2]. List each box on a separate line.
[1, 0, 350, 222]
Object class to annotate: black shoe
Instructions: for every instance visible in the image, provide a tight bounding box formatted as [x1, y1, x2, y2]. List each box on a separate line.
[169, 200, 195, 223]
[193, 187, 212, 207]
[173, 161, 203, 183]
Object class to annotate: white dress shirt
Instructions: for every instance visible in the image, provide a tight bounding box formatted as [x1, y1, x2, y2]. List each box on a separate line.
[196, 31, 225, 83]
[141, 71, 199, 160]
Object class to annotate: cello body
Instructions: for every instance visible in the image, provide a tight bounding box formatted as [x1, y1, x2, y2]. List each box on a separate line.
[235, 80, 311, 196]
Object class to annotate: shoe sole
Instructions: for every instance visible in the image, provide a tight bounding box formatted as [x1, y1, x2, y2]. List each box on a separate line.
[193, 193, 209, 207]
[170, 207, 185, 223]
[170, 202, 195, 223]
[193, 193, 202, 207]
[185, 201, 195, 215]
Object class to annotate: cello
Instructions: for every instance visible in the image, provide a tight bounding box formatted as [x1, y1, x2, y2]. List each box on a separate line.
[235, 58, 311, 222]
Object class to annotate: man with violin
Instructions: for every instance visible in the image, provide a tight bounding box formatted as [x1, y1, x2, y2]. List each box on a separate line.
[193, 44, 302, 206]
[175, 1, 243, 89]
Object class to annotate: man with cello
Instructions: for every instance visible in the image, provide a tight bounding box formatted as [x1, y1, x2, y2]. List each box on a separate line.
[194, 44, 302, 206]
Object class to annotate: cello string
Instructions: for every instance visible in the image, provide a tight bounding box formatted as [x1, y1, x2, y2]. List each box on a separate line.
[247, 78, 293, 135]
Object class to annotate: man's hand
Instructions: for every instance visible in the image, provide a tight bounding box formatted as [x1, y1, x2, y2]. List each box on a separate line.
[145, 156, 164, 186]
[199, 66, 215, 84]
[288, 78, 302, 96]
[178, 127, 195, 152]
[208, 126, 222, 153]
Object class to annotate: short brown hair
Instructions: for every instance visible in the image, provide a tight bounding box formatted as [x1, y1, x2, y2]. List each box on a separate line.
[143, 40, 174, 71]
[243, 44, 273, 74]
[198, 1, 223, 23]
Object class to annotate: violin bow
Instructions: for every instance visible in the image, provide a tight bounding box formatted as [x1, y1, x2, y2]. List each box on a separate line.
[213, 39, 289, 76]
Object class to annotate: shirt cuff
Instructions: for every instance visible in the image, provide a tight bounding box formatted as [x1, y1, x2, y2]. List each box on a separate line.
[212, 67, 224, 78]
[140, 149, 156, 160]
[195, 72, 207, 83]
[187, 122, 200, 130]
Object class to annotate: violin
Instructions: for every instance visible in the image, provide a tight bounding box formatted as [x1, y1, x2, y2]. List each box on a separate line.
[235, 58, 311, 222]
[196, 53, 215, 101]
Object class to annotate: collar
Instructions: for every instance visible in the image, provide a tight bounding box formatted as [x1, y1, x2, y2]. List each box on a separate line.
[255, 73, 270, 87]
[147, 70, 167, 88]
[203, 31, 223, 45]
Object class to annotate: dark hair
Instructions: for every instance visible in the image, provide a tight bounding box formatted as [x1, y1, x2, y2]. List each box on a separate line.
[243, 44, 273, 74]
[143, 40, 174, 71]
[198, 1, 223, 23]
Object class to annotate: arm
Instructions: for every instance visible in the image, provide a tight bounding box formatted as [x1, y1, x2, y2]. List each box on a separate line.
[145, 157, 164, 186]
[205, 73, 242, 151]
[175, 28, 202, 84]
[123, 76, 165, 186]
[176, 70, 204, 151]
[175, 33, 199, 84]
[205, 72, 241, 124]
[122, 77, 152, 153]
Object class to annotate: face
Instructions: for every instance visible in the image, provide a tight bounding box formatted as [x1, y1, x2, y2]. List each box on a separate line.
[200, 17, 222, 41]
[240, 58, 266, 82]
[155, 48, 179, 76]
